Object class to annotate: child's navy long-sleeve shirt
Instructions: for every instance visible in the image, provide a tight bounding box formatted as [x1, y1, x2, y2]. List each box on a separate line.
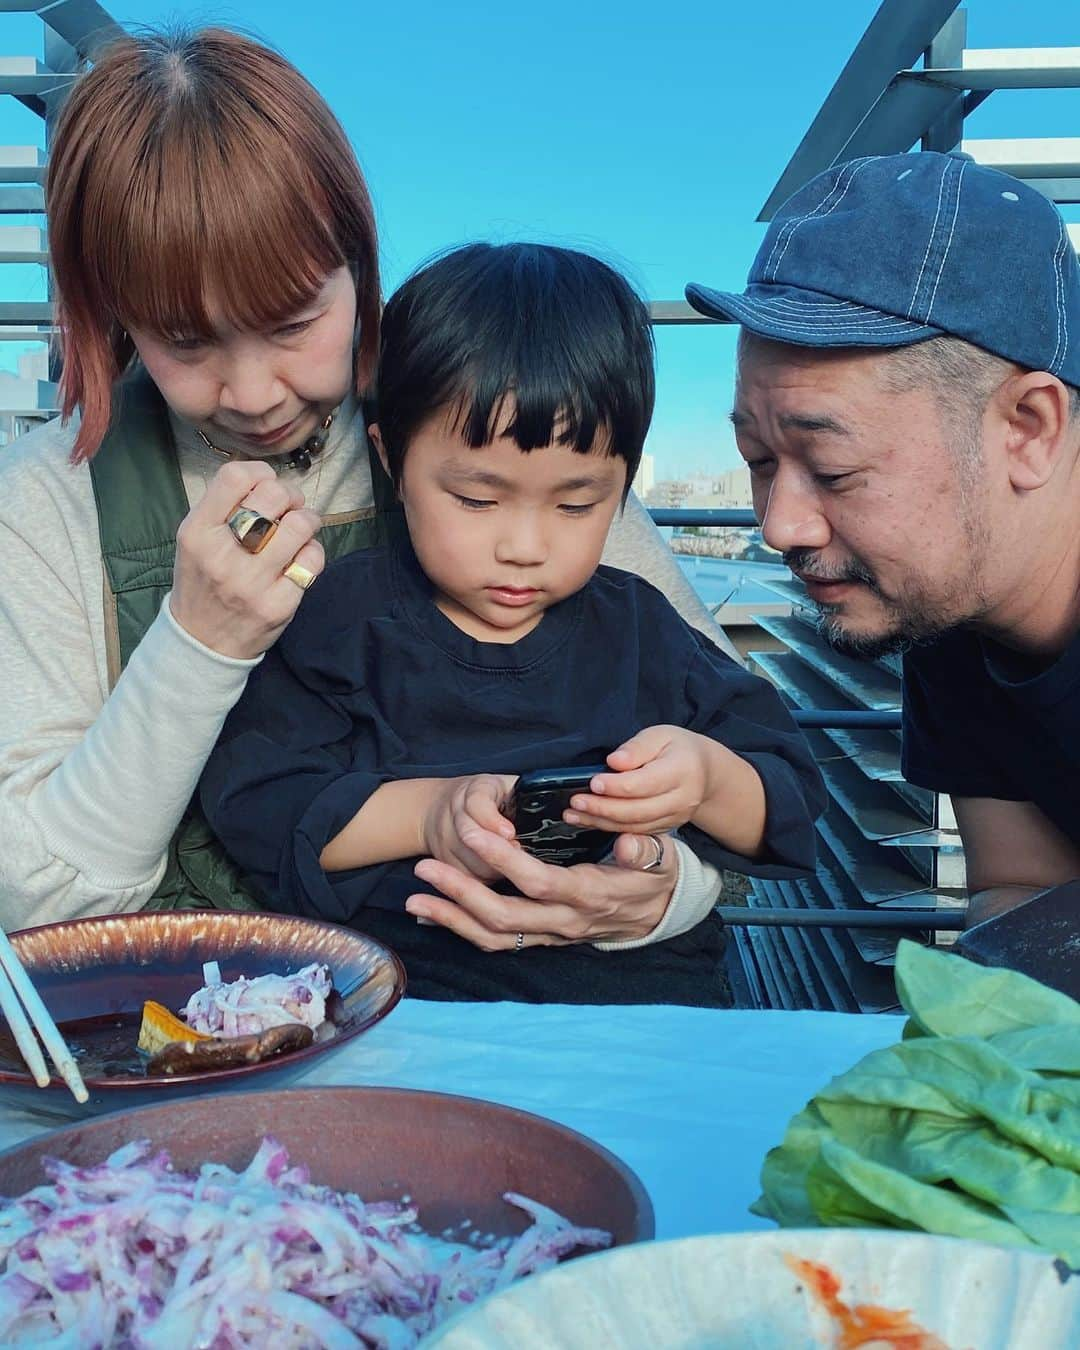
[200, 541, 825, 925]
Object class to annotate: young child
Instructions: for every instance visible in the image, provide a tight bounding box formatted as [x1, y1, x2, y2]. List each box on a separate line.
[200, 243, 824, 1000]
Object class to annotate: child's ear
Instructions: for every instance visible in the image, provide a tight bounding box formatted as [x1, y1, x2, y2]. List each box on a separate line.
[368, 423, 391, 478]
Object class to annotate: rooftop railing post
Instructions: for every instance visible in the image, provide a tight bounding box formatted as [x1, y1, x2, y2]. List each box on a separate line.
[922, 8, 967, 153]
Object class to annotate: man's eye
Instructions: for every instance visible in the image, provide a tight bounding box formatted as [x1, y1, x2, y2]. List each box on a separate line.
[453, 494, 496, 510]
[814, 472, 854, 487]
[745, 459, 776, 478]
[558, 503, 596, 516]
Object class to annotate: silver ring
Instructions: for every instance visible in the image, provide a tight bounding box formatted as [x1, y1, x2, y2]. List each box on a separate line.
[514, 931, 525, 953]
[641, 834, 666, 872]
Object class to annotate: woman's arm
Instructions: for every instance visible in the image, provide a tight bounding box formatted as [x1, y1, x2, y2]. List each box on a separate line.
[0, 512, 256, 928]
[0, 446, 320, 931]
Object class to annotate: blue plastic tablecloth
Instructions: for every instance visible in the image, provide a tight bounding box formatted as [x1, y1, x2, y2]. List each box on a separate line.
[0, 1001, 901, 1238]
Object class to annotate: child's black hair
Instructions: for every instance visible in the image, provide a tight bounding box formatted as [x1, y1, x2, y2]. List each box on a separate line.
[373, 242, 655, 494]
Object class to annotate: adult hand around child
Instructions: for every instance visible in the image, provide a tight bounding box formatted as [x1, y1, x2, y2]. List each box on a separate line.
[170, 461, 325, 660]
[405, 828, 679, 952]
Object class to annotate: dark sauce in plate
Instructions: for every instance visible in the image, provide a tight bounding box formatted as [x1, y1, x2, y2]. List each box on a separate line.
[56, 1012, 148, 1078]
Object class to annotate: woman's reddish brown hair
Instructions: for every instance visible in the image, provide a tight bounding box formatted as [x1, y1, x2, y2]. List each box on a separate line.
[45, 27, 381, 462]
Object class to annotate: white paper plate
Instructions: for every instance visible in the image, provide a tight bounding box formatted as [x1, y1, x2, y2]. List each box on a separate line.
[422, 1229, 1080, 1350]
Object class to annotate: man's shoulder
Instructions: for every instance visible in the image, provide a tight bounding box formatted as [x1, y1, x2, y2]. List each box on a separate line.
[902, 628, 985, 686]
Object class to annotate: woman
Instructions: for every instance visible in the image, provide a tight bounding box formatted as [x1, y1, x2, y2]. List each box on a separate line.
[0, 27, 733, 997]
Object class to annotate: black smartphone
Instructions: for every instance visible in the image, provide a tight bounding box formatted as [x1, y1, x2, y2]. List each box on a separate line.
[509, 764, 613, 866]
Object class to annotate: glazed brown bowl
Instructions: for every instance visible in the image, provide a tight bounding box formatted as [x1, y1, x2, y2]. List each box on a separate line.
[0, 1086, 654, 1247]
[0, 911, 405, 1118]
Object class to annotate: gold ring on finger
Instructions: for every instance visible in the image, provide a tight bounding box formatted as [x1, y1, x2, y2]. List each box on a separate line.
[227, 506, 279, 554]
[283, 560, 317, 591]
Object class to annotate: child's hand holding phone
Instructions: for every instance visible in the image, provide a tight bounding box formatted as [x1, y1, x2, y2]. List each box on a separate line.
[564, 725, 762, 844]
[420, 773, 518, 881]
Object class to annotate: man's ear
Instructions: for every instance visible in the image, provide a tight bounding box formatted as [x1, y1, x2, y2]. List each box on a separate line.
[996, 370, 1073, 491]
[368, 423, 391, 479]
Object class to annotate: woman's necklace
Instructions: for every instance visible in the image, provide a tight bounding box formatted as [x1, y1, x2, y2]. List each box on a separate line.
[195, 407, 336, 508]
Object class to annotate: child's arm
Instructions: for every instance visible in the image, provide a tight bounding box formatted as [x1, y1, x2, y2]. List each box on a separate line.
[564, 624, 826, 878]
[564, 725, 769, 859]
[320, 773, 516, 875]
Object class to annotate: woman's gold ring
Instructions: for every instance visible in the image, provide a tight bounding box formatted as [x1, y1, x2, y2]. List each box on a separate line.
[641, 833, 666, 872]
[283, 561, 316, 591]
[226, 506, 278, 554]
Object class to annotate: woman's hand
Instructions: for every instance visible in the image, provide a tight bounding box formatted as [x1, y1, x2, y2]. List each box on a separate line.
[418, 773, 518, 883]
[170, 461, 325, 659]
[405, 828, 678, 952]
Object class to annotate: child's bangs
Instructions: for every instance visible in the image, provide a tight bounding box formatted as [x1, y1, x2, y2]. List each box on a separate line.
[107, 123, 345, 341]
[452, 368, 607, 458]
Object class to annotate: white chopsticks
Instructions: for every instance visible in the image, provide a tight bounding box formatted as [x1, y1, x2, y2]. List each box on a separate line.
[0, 929, 88, 1104]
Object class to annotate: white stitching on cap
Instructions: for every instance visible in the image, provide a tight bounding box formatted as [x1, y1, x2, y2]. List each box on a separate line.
[909, 157, 952, 318]
[926, 159, 967, 322]
[1049, 221, 1067, 374]
[728, 306, 931, 336]
[771, 158, 874, 279]
[763, 158, 872, 281]
[736, 299, 925, 330]
[762, 167, 849, 279]
[748, 296, 922, 320]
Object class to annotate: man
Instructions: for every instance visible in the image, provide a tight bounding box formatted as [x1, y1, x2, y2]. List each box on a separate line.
[686, 150, 1080, 928]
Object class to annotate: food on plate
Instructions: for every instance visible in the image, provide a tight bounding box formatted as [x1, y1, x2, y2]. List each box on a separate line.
[137, 961, 337, 1077]
[136, 1000, 211, 1056]
[183, 960, 334, 1037]
[145, 1021, 314, 1076]
[0, 1136, 611, 1347]
[787, 1255, 952, 1350]
[756, 941, 1080, 1269]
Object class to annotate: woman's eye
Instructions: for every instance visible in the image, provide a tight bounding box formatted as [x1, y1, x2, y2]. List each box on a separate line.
[276, 318, 315, 339]
[166, 335, 207, 354]
[454, 494, 496, 510]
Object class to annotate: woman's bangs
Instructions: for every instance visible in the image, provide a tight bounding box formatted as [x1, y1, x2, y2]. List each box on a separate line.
[110, 134, 344, 340]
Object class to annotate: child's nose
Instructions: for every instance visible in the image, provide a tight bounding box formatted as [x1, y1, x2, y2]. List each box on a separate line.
[494, 514, 547, 566]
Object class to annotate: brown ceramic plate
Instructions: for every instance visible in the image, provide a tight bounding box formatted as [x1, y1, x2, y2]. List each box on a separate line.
[0, 911, 405, 1117]
[0, 1086, 654, 1248]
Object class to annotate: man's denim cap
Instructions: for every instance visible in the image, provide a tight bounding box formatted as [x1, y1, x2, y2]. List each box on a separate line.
[686, 151, 1080, 387]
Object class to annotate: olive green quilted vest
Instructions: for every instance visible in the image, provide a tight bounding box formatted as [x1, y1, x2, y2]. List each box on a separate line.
[88, 371, 401, 911]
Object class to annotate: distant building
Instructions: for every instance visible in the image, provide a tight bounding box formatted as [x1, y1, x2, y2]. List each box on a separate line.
[0, 344, 54, 446]
[632, 452, 655, 498]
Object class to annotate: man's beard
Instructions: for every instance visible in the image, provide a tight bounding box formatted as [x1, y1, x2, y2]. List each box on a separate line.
[782, 548, 974, 660]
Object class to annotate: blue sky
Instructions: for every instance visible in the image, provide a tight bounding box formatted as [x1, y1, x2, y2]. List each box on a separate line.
[1, 0, 1078, 476]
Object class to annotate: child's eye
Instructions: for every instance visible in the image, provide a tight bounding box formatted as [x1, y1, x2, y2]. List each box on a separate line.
[453, 493, 496, 510]
[558, 502, 596, 516]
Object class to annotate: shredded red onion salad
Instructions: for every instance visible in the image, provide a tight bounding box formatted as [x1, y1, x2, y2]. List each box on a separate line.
[0, 1137, 611, 1347]
[182, 962, 332, 1039]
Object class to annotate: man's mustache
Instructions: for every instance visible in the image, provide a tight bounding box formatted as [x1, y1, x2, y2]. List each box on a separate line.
[783, 549, 877, 588]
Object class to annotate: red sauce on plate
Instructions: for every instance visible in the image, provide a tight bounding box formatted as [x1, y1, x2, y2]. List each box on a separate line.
[786, 1256, 953, 1350]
